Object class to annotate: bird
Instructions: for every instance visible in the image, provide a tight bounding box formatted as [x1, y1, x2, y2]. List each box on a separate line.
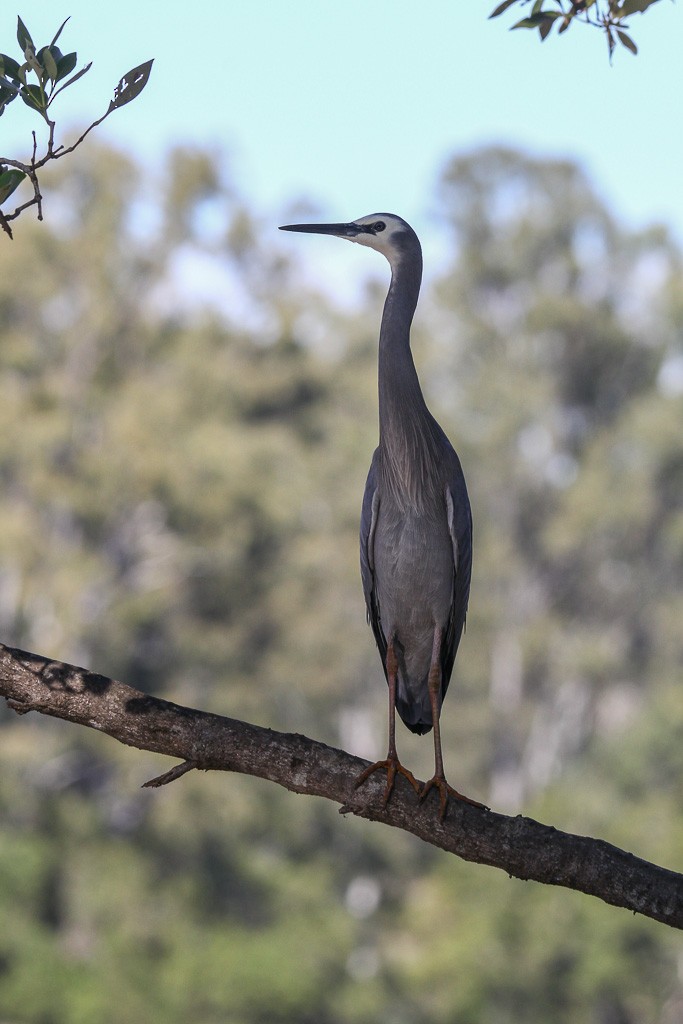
[279, 213, 484, 818]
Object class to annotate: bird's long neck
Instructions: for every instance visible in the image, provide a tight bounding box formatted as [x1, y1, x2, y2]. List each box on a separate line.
[378, 249, 440, 508]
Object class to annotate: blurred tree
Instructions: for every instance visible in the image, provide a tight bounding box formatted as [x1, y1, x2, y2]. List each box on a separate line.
[429, 145, 682, 811]
[0, 141, 682, 1023]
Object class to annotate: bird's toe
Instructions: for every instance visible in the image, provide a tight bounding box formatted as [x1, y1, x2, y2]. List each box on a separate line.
[420, 775, 488, 819]
[355, 755, 421, 807]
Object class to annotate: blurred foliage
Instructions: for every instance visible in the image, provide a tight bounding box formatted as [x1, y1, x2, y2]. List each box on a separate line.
[0, 140, 682, 1022]
[489, 0, 664, 58]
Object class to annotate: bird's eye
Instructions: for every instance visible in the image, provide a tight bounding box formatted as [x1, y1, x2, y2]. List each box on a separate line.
[373, 221, 386, 233]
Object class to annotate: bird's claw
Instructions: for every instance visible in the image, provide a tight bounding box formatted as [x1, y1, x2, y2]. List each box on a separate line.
[355, 756, 421, 807]
[419, 775, 488, 819]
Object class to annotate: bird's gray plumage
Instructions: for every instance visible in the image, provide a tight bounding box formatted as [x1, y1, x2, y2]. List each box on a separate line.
[357, 216, 472, 734]
[280, 212, 478, 814]
[361, 447, 472, 734]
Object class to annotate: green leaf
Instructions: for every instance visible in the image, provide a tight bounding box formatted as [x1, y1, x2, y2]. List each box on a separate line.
[47, 60, 92, 107]
[0, 53, 21, 79]
[0, 169, 26, 205]
[0, 84, 20, 117]
[619, 0, 660, 13]
[51, 60, 92, 97]
[55, 51, 78, 82]
[0, 81, 19, 100]
[489, 0, 517, 17]
[511, 11, 561, 28]
[511, 13, 548, 28]
[108, 59, 154, 112]
[20, 83, 45, 113]
[43, 44, 64, 63]
[40, 46, 59, 83]
[50, 16, 70, 48]
[539, 16, 555, 39]
[16, 16, 34, 54]
[616, 28, 638, 52]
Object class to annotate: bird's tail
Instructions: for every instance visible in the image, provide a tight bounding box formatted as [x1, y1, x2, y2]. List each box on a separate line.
[396, 686, 434, 736]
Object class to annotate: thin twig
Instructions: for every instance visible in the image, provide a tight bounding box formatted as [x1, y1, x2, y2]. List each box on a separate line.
[41, 109, 112, 166]
[0, 209, 13, 238]
[143, 760, 200, 788]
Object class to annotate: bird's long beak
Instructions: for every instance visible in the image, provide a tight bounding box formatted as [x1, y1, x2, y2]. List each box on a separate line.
[279, 222, 363, 238]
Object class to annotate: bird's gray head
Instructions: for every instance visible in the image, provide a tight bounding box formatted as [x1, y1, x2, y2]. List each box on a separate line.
[279, 213, 420, 269]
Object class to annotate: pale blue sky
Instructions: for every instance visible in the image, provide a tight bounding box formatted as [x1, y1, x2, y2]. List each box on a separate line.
[2, 2, 682, 255]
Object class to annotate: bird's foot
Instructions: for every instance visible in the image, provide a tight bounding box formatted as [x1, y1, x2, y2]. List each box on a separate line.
[355, 755, 421, 808]
[419, 774, 488, 820]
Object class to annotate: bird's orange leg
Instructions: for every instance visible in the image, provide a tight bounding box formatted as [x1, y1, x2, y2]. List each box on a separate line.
[420, 627, 487, 819]
[355, 637, 421, 806]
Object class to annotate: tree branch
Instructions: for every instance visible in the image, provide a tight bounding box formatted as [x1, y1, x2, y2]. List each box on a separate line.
[1, 641, 681, 929]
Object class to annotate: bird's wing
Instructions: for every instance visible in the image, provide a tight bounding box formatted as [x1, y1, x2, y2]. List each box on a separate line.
[360, 449, 388, 678]
[441, 453, 473, 698]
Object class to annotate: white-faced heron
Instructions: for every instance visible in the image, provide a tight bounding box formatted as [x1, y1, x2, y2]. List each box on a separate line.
[280, 213, 484, 817]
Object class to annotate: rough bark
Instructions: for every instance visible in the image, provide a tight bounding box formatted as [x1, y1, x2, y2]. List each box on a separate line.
[1, 641, 681, 929]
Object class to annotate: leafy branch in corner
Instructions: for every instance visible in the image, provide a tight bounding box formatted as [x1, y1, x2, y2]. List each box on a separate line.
[0, 15, 153, 238]
[488, 0, 665, 60]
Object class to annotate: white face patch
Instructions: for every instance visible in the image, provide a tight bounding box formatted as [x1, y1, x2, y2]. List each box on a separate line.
[347, 213, 413, 266]
[280, 212, 419, 270]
